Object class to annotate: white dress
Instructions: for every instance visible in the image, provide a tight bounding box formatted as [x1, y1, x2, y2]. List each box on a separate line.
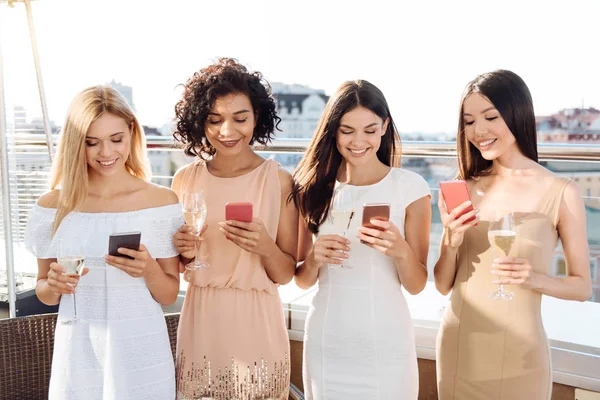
[24, 204, 184, 400]
[303, 168, 430, 399]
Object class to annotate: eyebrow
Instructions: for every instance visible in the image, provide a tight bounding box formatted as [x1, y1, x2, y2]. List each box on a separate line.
[208, 109, 251, 116]
[463, 106, 496, 117]
[86, 132, 124, 139]
[340, 122, 379, 130]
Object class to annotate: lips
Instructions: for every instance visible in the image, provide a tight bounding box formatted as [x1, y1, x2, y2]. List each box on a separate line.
[98, 159, 117, 167]
[219, 139, 241, 148]
[478, 138, 497, 149]
[348, 148, 368, 156]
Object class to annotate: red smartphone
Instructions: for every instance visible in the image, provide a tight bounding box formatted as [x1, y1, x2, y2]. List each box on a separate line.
[439, 180, 476, 223]
[361, 203, 391, 230]
[225, 202, 253, 223]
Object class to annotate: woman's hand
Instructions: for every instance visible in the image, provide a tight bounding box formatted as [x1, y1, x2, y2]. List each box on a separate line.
[306, 234, 350, 269]
[438, 195, 479, 248]
[173, 224, 207, 259]
[105, 244, 161, 278]
[357, 219, 409, 258]
[218, 218, 278, 257]
[46, 262, 89, 295]
[491, 257, 539, 289]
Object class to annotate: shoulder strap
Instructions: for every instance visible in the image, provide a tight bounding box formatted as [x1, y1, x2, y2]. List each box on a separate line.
[537, 177, 571, 226]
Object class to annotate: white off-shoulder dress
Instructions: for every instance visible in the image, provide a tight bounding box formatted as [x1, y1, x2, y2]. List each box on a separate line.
[24, 204, 183, 400]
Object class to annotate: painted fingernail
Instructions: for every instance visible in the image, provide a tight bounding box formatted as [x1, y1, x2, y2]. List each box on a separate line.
[219, 228, 225, 234]
[218, 222, 225, 227]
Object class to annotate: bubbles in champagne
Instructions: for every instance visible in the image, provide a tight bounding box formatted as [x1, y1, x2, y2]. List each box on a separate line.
[488, 230, 516, 257]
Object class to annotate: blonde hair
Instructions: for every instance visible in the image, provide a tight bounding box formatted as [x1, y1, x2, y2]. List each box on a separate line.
[50, 85, 151, 233]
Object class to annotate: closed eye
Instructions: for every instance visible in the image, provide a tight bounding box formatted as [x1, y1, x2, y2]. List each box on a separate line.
[464, 121, 474, 126]
[486, 117, 498, 121]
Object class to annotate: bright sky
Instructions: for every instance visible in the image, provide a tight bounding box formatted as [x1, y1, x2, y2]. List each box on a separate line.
[1, 0, 599, 134]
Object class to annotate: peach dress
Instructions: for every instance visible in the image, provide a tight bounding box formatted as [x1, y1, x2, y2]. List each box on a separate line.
[436, 177, 570, 400]
[174, 159, 290, 400]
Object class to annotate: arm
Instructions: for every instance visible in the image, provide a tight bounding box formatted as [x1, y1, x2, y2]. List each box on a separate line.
[35, 258, 63, 306]
[260, 169, 298, 285]
[396, 196, 431, 294]
[144, 255, 181, 306]
[171, 165, 194, 266]
[493, 182, 592, 301]
[358, 196, 431, 295]
[433, 195, 479, 295]
[294, 218, 320, 289]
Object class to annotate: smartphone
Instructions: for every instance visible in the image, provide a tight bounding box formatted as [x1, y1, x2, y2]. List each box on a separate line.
[439, 180, 476, 223]
[362, 203, 391, 230]
[225, 202, 253, 223]
[108, 231, 141, 260]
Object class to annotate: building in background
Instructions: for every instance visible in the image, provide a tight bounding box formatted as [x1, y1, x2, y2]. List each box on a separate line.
[107, 80, 135, 112]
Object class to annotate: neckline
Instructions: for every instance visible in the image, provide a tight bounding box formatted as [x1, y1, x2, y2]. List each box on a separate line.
[34, 202, 181, 216]
[204, 159, 268, 180]
[336, 167, 394, 188]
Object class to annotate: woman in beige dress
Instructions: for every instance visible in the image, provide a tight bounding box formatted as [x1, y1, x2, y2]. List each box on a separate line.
[434, 70, 592, 400]
[171, 58, 298, 400]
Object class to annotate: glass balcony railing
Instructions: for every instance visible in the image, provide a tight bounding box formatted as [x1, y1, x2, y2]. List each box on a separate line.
[2, 135, 600, 393]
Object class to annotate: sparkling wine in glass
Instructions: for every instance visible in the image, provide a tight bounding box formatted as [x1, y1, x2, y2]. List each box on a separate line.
[182, 191, 209, 270]
[488, 212, 516, 300]
[57, 238, 86, 325]
[329, 186, 354, 268]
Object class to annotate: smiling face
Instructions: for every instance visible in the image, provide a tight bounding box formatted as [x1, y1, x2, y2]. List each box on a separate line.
[463, 93, 519, 161]
[85, 112, 132, 178]
[204, 93, 256, 156]
[335, 106, 389, 168]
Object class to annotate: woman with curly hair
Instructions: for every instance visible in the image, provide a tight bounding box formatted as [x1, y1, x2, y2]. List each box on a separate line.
[171, 58, 298, 400]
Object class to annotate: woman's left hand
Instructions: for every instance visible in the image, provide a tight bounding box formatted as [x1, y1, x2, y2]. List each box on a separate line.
[357, 219, 408, 258]
[218, 218, 275, 257]
[491, 257, 539, 289]
[105, 244, 161, 278]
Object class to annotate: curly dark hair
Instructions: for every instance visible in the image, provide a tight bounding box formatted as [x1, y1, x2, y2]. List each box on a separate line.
[173, 57, 281, 159]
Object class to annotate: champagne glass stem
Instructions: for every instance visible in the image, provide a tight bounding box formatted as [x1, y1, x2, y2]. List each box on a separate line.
[194, 236, 200, 268]
[72, 292, 78, 320]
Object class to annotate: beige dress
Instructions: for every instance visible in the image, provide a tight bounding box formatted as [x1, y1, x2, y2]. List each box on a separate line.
[437, 177, 570, 400]
[174, 159, 290, 400]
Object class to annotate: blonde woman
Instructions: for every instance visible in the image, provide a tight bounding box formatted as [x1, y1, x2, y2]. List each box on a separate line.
[24, 86, 183, 400]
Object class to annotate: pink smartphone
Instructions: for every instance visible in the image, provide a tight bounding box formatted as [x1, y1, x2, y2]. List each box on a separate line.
[439, 180, 475, 223]
[225, 202, 253, 222]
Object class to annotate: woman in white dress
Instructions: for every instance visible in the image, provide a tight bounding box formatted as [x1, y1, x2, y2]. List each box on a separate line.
[292, 80, 431, 399]
[24, 86, 183, 399]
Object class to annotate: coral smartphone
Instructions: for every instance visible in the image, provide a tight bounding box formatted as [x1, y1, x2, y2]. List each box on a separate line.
[361, 203, 391, 230]
[108, 231, 141, 260]
[225, 202, 253, 223]
[439, 180, 476, 223]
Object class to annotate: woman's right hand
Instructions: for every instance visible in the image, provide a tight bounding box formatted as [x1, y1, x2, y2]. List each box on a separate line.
[173, 224, 207, 260]
[46, 261, 88, 296]
[307, 234, 351, 269]
[438, 195, 479, 248]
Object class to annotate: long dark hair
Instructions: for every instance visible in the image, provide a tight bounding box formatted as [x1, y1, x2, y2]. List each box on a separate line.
[292, 80, 401, 234]
[457, 69, 538, 180]
[173, 57, 281, 160]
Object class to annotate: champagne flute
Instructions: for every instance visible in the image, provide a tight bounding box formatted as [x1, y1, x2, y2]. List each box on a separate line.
[57, 238, 86, 325]
[488, 212, 516, 300]
[329, 186, 354, 268]
[182, 191, 209, 271]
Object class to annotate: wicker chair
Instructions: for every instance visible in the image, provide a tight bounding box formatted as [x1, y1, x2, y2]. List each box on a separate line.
[0, 313, 304, 400]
